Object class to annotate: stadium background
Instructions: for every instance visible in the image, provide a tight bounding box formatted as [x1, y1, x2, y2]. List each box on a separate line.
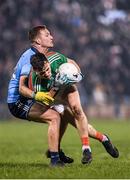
[1, 0, 130, 119]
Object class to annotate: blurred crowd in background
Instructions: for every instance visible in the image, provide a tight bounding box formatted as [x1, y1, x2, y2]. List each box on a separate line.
[0, 0, 130, 118]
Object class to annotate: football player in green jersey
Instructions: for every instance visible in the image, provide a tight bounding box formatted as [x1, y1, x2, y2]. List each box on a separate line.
[28, 52, 119, 164]
[28, 53, 93, 164]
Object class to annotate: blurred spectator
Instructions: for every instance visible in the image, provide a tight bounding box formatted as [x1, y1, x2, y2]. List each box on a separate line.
[92, 82, 107, 105]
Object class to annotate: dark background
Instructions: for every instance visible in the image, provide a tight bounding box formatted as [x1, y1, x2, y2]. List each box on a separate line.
[1, 0, 130, 118]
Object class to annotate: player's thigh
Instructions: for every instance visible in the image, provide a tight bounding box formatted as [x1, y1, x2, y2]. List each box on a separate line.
[62, 108, 76, 128]
[65, 85, 82, 108]
[28, 102, 60, 123]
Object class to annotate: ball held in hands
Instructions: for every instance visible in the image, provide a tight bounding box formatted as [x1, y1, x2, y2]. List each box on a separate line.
[55, 63, 83, 86]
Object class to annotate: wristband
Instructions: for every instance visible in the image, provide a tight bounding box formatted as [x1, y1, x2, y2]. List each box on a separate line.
[52, 87, 59, 91]
[31, 91, 36, 99]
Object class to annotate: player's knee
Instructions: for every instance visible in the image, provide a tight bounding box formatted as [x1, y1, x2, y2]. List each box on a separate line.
[50, 112, 61, 125]
[52, 111, 61, 120]
[88, 124, 93, 130]
[71, 105, 84, 119]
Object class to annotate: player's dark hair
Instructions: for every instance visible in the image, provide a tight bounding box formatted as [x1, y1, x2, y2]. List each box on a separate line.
[28, 25, 46, 42]
[30, 53, 48, 71]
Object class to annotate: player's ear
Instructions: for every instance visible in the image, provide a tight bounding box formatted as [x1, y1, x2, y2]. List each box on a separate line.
[37, 38, 42, 45]
[33, 37, 41, 46]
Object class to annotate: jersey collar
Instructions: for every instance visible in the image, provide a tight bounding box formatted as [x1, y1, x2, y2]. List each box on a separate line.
[31, 47, 39, 53]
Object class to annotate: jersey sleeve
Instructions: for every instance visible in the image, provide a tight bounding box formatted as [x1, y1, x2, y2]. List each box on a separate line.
[21, 63, 31, 76]
[57, 52, 68, 63]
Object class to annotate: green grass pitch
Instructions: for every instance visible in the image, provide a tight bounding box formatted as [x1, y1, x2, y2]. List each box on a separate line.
[0, 118, 130, 179]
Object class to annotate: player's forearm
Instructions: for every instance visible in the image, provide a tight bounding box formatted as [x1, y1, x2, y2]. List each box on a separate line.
[19, 75, 34, 98]
[19, 85, 34, 98]
[48, 87, 59, 97]
[67, 58, 81, 72]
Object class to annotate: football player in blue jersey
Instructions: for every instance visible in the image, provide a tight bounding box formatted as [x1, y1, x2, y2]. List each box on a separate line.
[7, 25, 64, 166]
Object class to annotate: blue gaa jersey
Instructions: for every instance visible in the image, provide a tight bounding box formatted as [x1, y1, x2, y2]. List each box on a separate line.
[7, 48, 36, 103]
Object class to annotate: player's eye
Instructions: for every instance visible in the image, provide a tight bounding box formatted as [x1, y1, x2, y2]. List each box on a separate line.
[39, 72, 44, 76]
[39, 67, 50, 76]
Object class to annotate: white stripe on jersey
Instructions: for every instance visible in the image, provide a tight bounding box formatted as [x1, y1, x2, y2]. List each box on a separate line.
[50, 58, 61, 64]
[48, 53, 59, 62]
[35, 76, 41, 92]
[38, 78, 41, 91]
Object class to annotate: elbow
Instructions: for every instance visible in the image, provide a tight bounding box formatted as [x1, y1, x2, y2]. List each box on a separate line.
[19, 86, 23, 95]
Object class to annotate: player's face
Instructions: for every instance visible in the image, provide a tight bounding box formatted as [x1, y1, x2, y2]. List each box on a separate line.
[37, 29, 54, 48]
[36, 62, 52, 79]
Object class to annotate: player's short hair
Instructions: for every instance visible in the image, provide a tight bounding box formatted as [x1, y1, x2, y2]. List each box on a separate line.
[30, 53, 48, 71]
[28, 25, 46, 42]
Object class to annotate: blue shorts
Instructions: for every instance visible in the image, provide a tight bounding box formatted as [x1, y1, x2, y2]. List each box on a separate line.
[8, 97, 35, 120]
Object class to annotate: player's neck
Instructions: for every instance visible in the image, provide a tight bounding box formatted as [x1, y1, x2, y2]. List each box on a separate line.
[32, 44, 49, 55]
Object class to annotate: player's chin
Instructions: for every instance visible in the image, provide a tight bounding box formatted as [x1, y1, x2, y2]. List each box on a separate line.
[49, 43, 54, 47]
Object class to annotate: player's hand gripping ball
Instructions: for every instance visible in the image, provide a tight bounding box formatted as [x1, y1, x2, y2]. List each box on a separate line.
[55, 63, 83, 86]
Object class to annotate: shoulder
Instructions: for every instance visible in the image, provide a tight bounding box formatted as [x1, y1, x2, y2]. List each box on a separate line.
[46, 51, 60, 62]
[46, 51, 57, 57]
[46, 51, 67, 57]
[47, 51, 67, 62]
[18, 48, 35, 63]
